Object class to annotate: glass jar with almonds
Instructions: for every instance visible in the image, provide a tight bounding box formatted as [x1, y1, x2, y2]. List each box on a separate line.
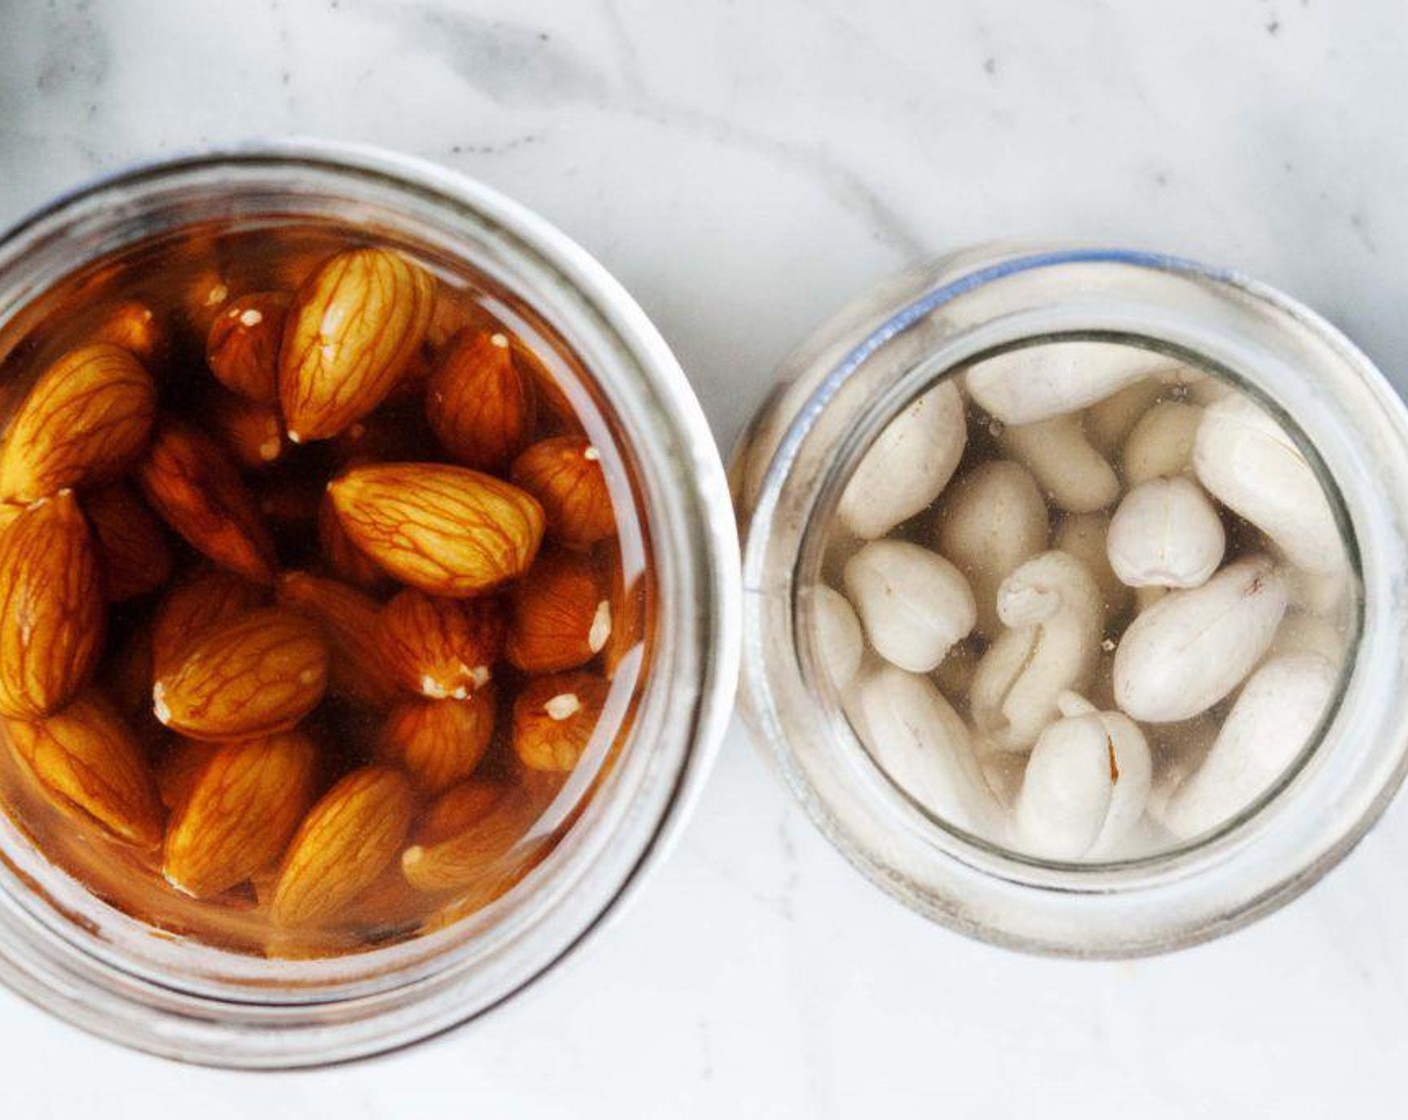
[735, 244, 1408, 955]
[0, 145, 738, 1066]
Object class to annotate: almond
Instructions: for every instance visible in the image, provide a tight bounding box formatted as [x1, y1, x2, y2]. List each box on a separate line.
[4, 692, 164, 848]
[205, 291, 291, 403]
[279, 247, 436, 442]
[205, 391, 286, 470]
[0, 343, 158, 502]
[380, 589, 505, 699]
[400, 783, 536, 894]
[181, 260, 235, 338]
[317, 490, 389, 594]
[275, 571, 399, 707]
[154, 738, 220, 814]
[416, 778, 506, 845]
[512, 671, 609, 772]
[328, 462, 545, 597]
[89, 300, 167, 366]
[162, 731, 319, 898]
[270, 766, 414, 926]
[150, 565, 265, 676]
[377, 691, 495, 794]
[0, 491, 105, 719]
[152, 607, 329, 740]
[507, 549, 611, 673]
[84, 482, 173, 601]
[511, 436, 615, 550]
[426, 329, 536, 470]
[136, 416, 277, 584]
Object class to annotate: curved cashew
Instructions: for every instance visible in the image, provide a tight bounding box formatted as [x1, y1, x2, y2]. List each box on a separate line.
[844, 540, 976, 673]
[1163, 653, 1338, 838]
[970, 551, 1104, 750]
[1000, 414, 1120, 513]
[1084, 378, 1165, 455]
[1010, 692, 1152, 860]
[811, 584, 863, 689]
[1122, 401, 1202, 486]
[1107, 477, 1226, 589]
[1113, 555, 1288, 722]
[1144, 717, 1219, 830]
[1055, 512, 1132, 622]
[1268, 611, 1346, 667]
[1193, 393, 1345, 574]
[965, 342, 1181, 425]
[856, 665, 1002, 838]
[838, 379, 966, 539]
[932, 460, 1048, 637]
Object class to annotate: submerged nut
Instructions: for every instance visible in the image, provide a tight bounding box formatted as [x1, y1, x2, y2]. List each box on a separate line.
[812, 584, 864, 689]
[1054, 512, 1131, 621]
[965, 342, 1182, 425]
[843, 539, 976, 673]
[1122, 401, 1202, 486]
[1106, 477, 1226, 589]
[999, 414, 1120, 513]
[1083, 378, 1165, 454]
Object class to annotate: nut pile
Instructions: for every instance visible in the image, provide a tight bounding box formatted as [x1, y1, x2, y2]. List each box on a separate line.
[819, 342, 1352, 861]
[0, 228, 646, 955]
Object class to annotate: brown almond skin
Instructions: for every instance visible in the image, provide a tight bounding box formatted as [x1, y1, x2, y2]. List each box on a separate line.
[416, 778, 506, 846]
[0, 491, 106, 719]
[401, 784, 536, 894]
[426, 329, 536, 471]
[507, 550, 611, 673]
[4, 693, 164, 848]
[378, 692, 495, 794]
[205, 291, 291, 404]
[153, 607, 329, 741]
[279, 248, 436, 442]
[512, 671, 609, 772]
[150, 565, 265, 676]
[380, 589, 505, 699]
[204, 391, 286, 471]
[271, 766, 414, 926]
[136, 416, 277, 584]
[0, 343, 158, 503]
[511, 436, 615, 550]
[154, 738, 221, 815]
[83, 482, 174, 602]
[275, 571, 400, 708]
[162, 732, 319, 898]
[329, 462, 545, 598]
[89, 300, 168, 367]
[317, 490, 389, 594]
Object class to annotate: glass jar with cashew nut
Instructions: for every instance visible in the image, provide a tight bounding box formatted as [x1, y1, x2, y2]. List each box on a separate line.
[737, 245, 1408, 955]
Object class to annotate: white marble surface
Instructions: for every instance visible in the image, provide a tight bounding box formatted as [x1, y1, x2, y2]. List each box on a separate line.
[3, 1, 1408, 1115]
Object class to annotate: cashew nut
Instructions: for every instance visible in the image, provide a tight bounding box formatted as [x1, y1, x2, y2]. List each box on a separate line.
[1054, 512, 1131, 622]
[811, 584, 863, 689]
[1113, 555, 1288, 722]
[856, 665, 1002, 837]
[1144, 717, 1219, 830]
[844, 540, 976, 673]
[931, 460, 1048, 637]
[1084, 378, 1165, 455]
[970, 550, 1104, 750]
[1193, 393, 1345, 574]
[1122, 401, 1202, 486]
[1163, 653, 1338, 839]
[999, 414, 1120, 513]
[838, 379, 967, 539]
[965, 342, 1181, 425]
[1267, 611, 1346, 667]
[1010, 691, 1151, 860]
[1107, 477, 1226, 589]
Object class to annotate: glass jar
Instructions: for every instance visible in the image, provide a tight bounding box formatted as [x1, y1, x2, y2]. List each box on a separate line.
[734, 242, 1408, 956]
[0, 143, 740, 1066]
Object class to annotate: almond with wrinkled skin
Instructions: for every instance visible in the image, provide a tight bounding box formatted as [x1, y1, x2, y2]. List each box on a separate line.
[271, 766, 414, 926]
[162, 732, 319, 898]
[136, 416, 277, 584]
[378, 692, 495, 794]
[0, 491, 105, 719]
[317, 490, 389, 594]
[155, 738, 220, 814]
[205, 291, 290, 403]
[416, 778, 506, 845]
[152, 608, 329, 740]
[427, 329, 536, 470]
[150, 565, 265, 676]
[84, 482, 173, 601]
[90, 300, 167, 366]
[328, 462, 545, 597]
[511, 436, 615, 550]
[380, 588, 505, 699]
[0, 503, 22, 536]
[205, 391, 286, 470]
[401, 782, 537, 893]
[279, 247, 436, 442]
[512, 671, 609, 772]
[0, 343, 158, 502]
[507, 549, 610, 673]
[275, 571, 399, 707]
[4, 693, 164, 848]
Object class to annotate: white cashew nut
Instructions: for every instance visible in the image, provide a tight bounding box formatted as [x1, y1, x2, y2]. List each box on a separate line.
[1106, 477, 1226, 589]
[1122, 401, 1202, 486]
[844, 540, 976, 673]
[932, 460, 1049, 637]
[1054, 512, 1131, 622]
[1267, 611, 1346, 667]
[1084, 378, 1165, 455]
[1000, 414, 1120, 513]
[811, 584, 864, 689]
[1113, 555, 1288, 722]
[838, 379, 966, 539]
[965, 342, 1182, 425]
[970, 550, 1104, 750]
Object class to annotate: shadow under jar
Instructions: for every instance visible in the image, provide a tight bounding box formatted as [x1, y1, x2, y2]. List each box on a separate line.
[0, 146, 738, 1066]
[734, 243, 1408, 957]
